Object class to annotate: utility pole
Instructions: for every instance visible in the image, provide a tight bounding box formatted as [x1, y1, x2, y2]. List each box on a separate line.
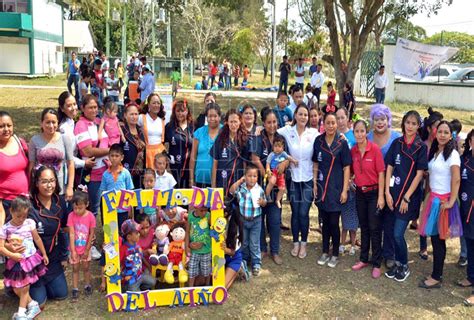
[166, 11, 172, 57]
[106, 0, 110, 57]
[151, 1, 156, 70]
[271, 0, 276, 86]
[285, 0, 288, 56]
[121, 0, 127, 64]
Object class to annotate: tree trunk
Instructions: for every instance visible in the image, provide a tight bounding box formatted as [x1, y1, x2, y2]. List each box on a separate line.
[263, 65, 268, 80]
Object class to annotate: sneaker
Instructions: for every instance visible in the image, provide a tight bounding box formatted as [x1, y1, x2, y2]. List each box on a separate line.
[240, 260, 251, 281]
[84, 285, 92, 296]
[352, 261, 369, 271]
[339, 245, 345, 254]
[372, 267, 382, 279]
[349, 246, 356, 256]
[91, 246, 102, 260]
[12, 313, 28, 320]
[327, 256, 339, 268]
[394, 265, 411, 282]
[72, 288, 79, 302]
[252, 267, 261, 276]
[317, 253, 330, 266]
[26, 302, 41, 319]
[385, 265, 399, 279]
[458, 256, 468, 267]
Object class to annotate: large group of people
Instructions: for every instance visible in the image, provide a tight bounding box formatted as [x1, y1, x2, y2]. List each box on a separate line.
[0, 54, 473, 318]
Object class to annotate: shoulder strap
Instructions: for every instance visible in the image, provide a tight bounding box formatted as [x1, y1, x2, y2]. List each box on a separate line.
[13, 135, 27, 158]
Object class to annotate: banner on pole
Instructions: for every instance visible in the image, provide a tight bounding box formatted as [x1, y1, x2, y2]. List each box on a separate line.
[393, 38, 458, 81]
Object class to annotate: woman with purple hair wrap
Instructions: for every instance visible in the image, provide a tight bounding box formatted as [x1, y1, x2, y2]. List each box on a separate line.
[367, 104, 401, 269]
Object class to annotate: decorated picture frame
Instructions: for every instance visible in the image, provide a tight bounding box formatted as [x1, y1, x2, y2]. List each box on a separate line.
[101, 187, 228, 312]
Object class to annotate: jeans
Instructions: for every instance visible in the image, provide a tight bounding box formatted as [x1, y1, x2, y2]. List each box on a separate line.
[313, 87, 322, 105]
[431, 235, 446, 281]
[356, 190, 383, 267]
[466, 237, 474, 283]
[210, 75, 216, 87]
[289, 180, 313, 243]
[126, 271, 156, 292]
[225, 75, 231, 90]
[382, 208, 395, 260]
[242, 215, 262, 269]
[234, 76, 239, 86]
[374, 87, 385, 104]
[88, 181, 101, 216]
[278, 78, 288, 94]
[30, 271, 68, 305]
[393, 218, 410, 265]
[260, 203, 282, 255]
[67, 74, 79, 100]
[320, 210, 341, 257]
[461, 235, 468, 258]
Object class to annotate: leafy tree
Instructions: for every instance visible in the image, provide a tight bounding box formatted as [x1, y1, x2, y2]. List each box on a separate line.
[69, 0, 106, 18]
[294, 0, 324, 37]
[254, 22, 273, 79]
[221, 28, 257, 67]
[424, 32, 474, 64]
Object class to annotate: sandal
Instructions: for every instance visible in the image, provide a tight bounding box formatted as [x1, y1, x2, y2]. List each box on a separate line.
[456, 279, 473, 287]
[418, 251, 428, 260]
[418, 279, 441, 289]
[298, 244, 307, 259]
[291, 243, 300, 257]
[464, 296, 474, 307]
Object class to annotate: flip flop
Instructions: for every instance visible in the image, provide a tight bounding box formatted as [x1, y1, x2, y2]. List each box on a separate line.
[456, 279, 473, 287]
[418, 251, 428, 260]
[418, 279, 441, 289]
[464, 298, 474, 307]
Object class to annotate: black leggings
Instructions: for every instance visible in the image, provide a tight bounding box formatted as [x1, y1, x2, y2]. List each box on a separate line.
[431, 235, 446, 281]
[320, 209, 341, 257]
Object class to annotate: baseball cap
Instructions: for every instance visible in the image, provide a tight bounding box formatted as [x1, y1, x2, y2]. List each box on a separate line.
[121, 219, 139, 236]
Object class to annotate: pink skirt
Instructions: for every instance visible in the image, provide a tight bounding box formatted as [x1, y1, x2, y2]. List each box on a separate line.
[4, 252, 47, 288]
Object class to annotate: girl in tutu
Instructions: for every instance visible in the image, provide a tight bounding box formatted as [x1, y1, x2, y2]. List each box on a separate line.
[0, 196, 49, 320]
[418, 120, 461, 289]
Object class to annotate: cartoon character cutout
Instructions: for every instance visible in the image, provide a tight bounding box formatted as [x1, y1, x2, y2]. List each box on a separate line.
[210, 217, 227, 242]
[104, 263, 121, 285]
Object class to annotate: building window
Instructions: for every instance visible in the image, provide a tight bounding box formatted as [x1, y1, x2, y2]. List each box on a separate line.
[0, 1, 29, 14]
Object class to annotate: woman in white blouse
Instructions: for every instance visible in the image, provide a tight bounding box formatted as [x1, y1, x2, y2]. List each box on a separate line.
[138, 93, 166, 169]
[277, 103, 319, 259]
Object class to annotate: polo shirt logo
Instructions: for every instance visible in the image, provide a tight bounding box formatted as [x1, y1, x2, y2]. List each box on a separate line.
[221, 170, 228, 178]
[317, 152, 322, 161]
[462, 168, 467, 179]
[222, 148, 228, 158]
[37, 222, 44, 234]
[176, 155, 182, 162]
[171, 137, 176, 145]
[461, 192, 468, 201]
[395, 176, 401, 185]
[124, 141, 130, 151]
[318, 172, 324, 181]
[283, 115, 289, 122]
[263, 149, 268, 156]
[395, 154, 401, 165]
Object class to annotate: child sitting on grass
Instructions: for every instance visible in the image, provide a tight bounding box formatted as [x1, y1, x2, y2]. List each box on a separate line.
[265, 136, 297, 208]
[185, 206, 212, 287]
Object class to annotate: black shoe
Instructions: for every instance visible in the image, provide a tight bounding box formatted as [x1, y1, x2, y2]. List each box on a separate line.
[72, 288, 79, 302]
[385, 265, 399, 279]
[84, 285, 92, 296]
[280, 223, 290, 231]
[458, 256, 468, 267]
[394, 265, 411, 282]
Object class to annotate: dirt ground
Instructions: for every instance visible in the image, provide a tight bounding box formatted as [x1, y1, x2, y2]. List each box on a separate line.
[0, 88, 473, 319]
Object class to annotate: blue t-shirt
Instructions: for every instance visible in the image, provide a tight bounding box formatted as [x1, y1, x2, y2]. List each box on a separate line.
[267, 151, 289, 170]
[274, 106, 293, 128]
[193, 124, 222, 184]
[69, 59, 80, 75]
[367, 129, 401, 158]
[341, 130, 356, 149]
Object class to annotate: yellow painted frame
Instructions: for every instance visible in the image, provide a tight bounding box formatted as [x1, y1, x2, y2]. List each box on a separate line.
[101, 187, 227, 312]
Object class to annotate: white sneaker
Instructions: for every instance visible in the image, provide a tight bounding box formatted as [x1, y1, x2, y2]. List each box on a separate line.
[349, 246, 356, 256]
[91, 246, 102, 260]
[339, 245, 345, 254]
[327, 256, 339, 268]
[317, 253, 330, 266]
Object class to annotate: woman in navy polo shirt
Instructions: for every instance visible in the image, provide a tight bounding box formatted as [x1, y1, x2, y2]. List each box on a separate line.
[210, 109, 249, 197]
[459, 130, 474, 305]
[165, 99, 194, 188]
[384, 110, 427, 282]
[239, 104, 259, 136]
[29, 166, 69, 306]
[350, 120, 385, 278]
[250, 107, 288, 265]
[313, 112, 351, 268]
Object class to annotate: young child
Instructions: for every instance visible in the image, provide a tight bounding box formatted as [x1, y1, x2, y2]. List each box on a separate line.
[171, 67, 181, 98]
[117, 62, 124, 92]
[343, 82, 356, 121]
[98, 101, 125, 145]
[229, 164, 267, 276]
[141, 168, 160, 225]
[185, 206, 212, 286]
[67, 190, 96, 301]
[265, 136, 298, 208]
[273, 91, 293, 128]
[99, 144, 134, 229]
[106, 68, 120, 102]
[222, 198, 244, 288]
[135, 214, 156, 262]
[451, 118, 463, 150]
[90, 75, 103, 107]
[0, 196, 48, 320]
[154, 153, 177, 190]
[304, 83, 317, 109]
[158, 206, 187, 226]
[202, 76, 209, 90]
[326, 81, 337, 108]
[120, 219, 156, 292]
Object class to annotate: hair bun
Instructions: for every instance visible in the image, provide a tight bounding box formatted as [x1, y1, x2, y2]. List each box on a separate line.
[427, 107, 434, 115]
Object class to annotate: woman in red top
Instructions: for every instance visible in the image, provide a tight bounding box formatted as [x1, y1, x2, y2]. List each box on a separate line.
[0, 111, 29, 225]
[350, 120, 386, 278]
